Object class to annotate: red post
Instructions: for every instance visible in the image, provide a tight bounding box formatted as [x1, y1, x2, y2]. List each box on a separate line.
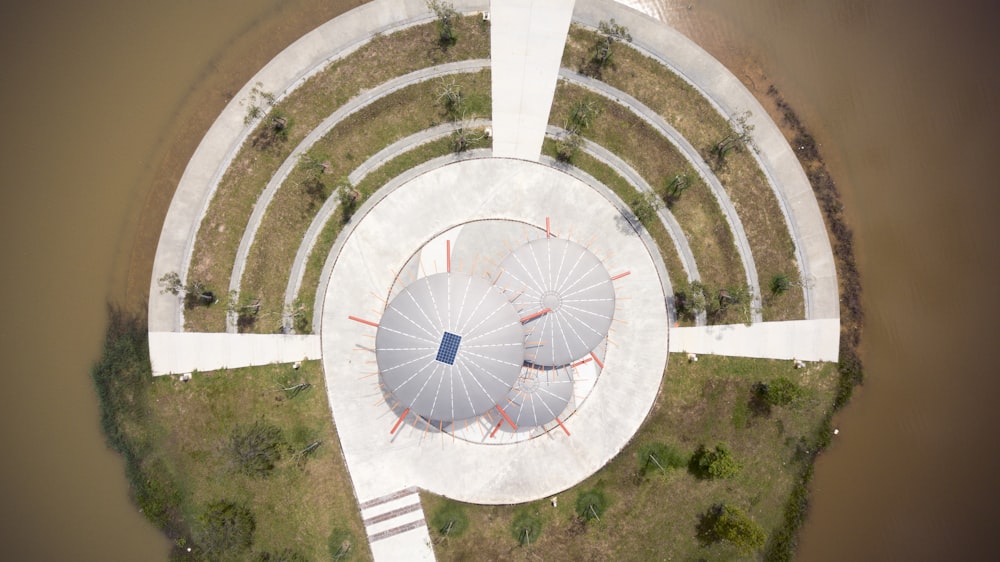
[348, 315, 379, 328]
[390, 408, 410, 434]
[590, 351, 604, 370]
[611, 271, 631, 281]
[546, 217, 551, 238]
[496, 405, 518, 431]
[446, 240, 451, 272]
[520, 307, 552, 323]
[555, 417, 571, 436]
[490, 419, 504, 438]
[571, 357, 593, 368]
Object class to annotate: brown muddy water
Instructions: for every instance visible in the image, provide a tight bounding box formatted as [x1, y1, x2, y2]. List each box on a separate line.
[0, 0, 996, 560]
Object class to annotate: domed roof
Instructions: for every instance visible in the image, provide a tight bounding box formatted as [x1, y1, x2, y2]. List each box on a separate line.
[375, 272, 525, 423]
[500, 366, 574, 429]
[495, 238, 615, 366]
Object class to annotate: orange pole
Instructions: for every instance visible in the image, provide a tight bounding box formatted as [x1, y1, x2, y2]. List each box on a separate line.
[590, 351, 604, 370]
[490, 419, 504, 438]
[611, 271, 631, 281]
[520, 307, 552, 323]
[348, 315, 379, 328]
[571, 357, 594, 368]
[390, 408, 410, 434]
[446, 240, 451, 272]
[496, 405, 518, 431]
[555, 417, 571, 436]
[546, 217, 551, 238]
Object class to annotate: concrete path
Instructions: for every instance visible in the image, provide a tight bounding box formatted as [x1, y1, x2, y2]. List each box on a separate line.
[146, 1, 845, 559]
[320, 158, 669, 505]
[575, 0, 839, 321]
[560, 69, 764, 322]
[668, 318, 840, 362]
[311, 149, 493, 334]
[149, 0, 489, 333]
[227, 60, 489, 332]
[360, 488, 434, 562]
[147, 332, 321, 376]
[491, 0, 576, 159]
[282, 120, 491, 332]
[547, 125, 702, 284]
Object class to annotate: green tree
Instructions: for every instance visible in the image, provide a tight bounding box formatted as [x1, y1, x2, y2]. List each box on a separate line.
[227, 291, 261, 332]
[197, 500, 256, 559]
[590, 19, 632, 73]
[567, 99, 600, 133]
[336, 178, 361, 223]
[510, 512, 542, 545]
[158, 271, 215, 309]
[698, 503, 766, 554]
[690, 443, 741, 479]
[631, 190, 663, 226]
[760, 376, 802, 407]
[430, 501, 469, 540]
[711, 110, 756, 166]
[227, 420, 285, 477]
[770, 272, 791, 295]
[427, 0, 459, 47]
[575, 489, 609, 522]
[555, 131, 582, 163]
[450, 124, 486, 153]
[663, 173, 692, 207]
[637, 442, 686, 476]
[674, 280, 708, 321]
[716, 284, 755, 325]
[436, 78, 464, 120]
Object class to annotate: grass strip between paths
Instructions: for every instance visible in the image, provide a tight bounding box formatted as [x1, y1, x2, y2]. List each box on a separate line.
[563, 25, 804, 321]
[185, 17, 490, 332]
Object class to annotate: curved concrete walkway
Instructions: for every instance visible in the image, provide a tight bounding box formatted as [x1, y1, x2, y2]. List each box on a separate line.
[147, 1, 842, 559]
[560, 69, 764, 322]
[320, 158, 668, 504]
[546, 126, 701, 283]
[227, 60, 490, 332]
[574, 0, 838, 320]
[148, 0, 489, 333]
[282, 120, 491, 331]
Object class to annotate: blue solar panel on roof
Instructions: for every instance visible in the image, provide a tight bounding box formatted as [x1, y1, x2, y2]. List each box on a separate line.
[436, 331, 462, 365]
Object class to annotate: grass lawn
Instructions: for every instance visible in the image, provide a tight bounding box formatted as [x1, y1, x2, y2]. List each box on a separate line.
[185, 16, 490, 332]
[148, 361, 371, 561]
[294, 134, 492, 334]
[238, 71, 492, 333]
[424, 355, 838, 561]
[562, 25, 804, 321]
[540, 138, 687, 306]
[550, 82, 748, 322]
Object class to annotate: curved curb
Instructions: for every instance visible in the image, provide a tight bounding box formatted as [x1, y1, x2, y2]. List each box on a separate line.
[226, 60, 490, 332]
[312, 149, 493, 333]
[148, 0, 490, 333]
[560, 69, 763, 323]
[282, 120, 491, 332]
[574, 0, 838, 321]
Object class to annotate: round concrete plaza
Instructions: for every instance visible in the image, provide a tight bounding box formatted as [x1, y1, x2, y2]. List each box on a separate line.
[320, 157, 669, 504]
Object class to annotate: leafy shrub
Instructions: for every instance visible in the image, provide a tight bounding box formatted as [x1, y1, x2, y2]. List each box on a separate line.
[575, 489, 609, 522]
[510, 512, 542, 545]
[197, 500, 255, 559]
[430, 502, 469, 539]
[228, 420, 285, 477]
[637, 442, 687, 476]
[690, 443, 741, 479]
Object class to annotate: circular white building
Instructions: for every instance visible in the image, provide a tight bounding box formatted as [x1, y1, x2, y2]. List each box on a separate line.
[495, 238, 616, 367]
[375, 272, 525, 423]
